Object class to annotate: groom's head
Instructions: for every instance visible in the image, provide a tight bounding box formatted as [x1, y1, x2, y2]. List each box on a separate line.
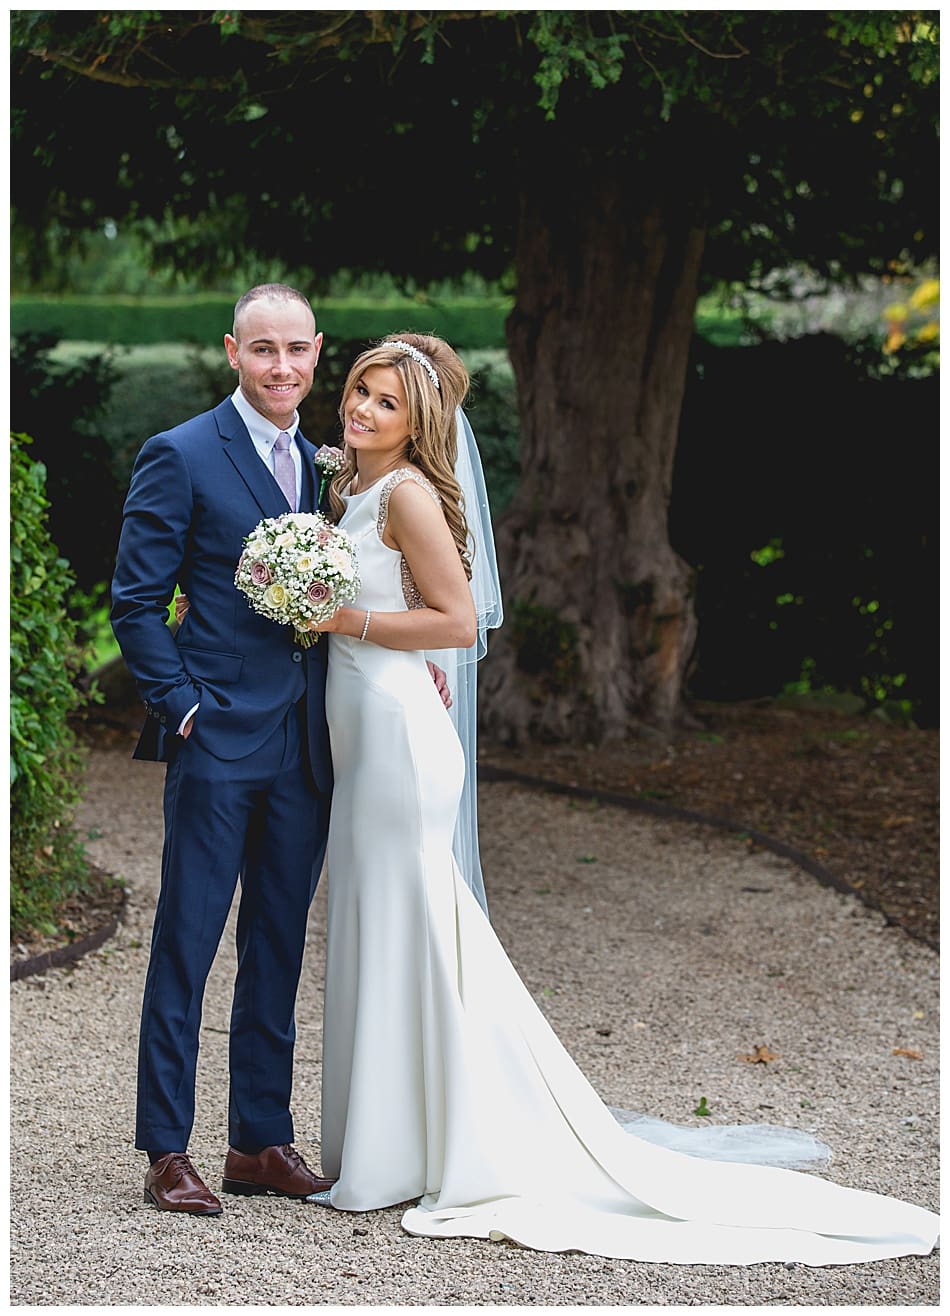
[225, 283, 323, 430]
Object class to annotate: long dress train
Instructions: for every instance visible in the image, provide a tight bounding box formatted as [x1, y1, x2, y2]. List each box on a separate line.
[320, 468, 938, 1265]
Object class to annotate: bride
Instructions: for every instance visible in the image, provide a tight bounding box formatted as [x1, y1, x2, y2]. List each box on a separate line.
[304, 332, 935, 1265]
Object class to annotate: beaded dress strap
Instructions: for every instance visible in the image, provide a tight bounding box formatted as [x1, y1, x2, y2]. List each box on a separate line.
[376, 468, 441, 612]
[376, 468, 441, 539]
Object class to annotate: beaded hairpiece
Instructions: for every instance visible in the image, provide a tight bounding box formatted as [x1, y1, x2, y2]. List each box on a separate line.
[388, 339, 441, 390]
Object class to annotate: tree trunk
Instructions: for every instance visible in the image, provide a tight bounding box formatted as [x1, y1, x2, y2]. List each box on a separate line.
[481, 162, 706, 744]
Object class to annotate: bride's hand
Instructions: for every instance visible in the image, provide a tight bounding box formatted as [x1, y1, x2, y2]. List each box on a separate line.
[174, 593, 190, 624]
[307, 607, 353, 636]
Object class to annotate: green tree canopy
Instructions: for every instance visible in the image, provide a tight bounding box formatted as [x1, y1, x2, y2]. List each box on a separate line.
[12, 10, 939, 739]
[13, 11, 937, 288]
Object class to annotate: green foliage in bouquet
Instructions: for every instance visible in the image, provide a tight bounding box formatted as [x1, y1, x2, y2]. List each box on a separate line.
[10, 432, 98, 938]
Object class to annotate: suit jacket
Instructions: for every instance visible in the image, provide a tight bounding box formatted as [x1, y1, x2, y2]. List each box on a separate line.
[110, 397, 332, 791]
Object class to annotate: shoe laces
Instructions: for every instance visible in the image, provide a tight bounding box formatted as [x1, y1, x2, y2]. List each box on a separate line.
[164, 1152, 198, 1184]
[280, 1143, 305, 1170]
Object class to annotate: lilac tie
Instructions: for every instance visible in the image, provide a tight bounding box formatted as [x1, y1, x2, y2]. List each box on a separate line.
[273, 431, 297, 511]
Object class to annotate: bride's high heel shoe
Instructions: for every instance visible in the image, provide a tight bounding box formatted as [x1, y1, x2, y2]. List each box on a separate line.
[307, 1189, 334, 1206]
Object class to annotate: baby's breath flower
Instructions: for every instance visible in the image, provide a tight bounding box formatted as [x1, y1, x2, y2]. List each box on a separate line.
[234, 510, 361, 648]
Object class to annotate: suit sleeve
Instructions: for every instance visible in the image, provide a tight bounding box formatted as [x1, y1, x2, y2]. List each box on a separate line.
[110, 433, 201, 730]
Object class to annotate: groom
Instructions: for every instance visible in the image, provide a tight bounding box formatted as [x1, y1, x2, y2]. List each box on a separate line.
[112, 284, 339, 1215]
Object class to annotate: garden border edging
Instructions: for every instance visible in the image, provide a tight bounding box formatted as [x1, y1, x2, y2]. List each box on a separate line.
[477, 764, 937, 952]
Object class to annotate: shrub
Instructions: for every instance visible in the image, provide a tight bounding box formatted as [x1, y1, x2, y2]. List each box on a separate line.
[461, 349, 520, 514]
[10, 433, 97, 939]
[54, 340, 523, 518]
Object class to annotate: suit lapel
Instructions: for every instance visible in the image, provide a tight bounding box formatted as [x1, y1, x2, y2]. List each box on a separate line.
[215, 398, 295, 521]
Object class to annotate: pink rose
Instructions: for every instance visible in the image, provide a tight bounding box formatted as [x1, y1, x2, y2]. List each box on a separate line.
[317, 529, 332, 545]
[250, 560, 272, 585]
[308, 581, 331, 605]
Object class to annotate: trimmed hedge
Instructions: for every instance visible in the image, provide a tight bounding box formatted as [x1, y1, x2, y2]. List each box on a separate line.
[10, 432, 98, 938]
[12, 294, 753, 350]
[11, 295, 514, 350]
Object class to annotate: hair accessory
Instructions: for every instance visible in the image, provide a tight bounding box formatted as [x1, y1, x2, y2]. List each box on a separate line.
[388, 340, 440, 390]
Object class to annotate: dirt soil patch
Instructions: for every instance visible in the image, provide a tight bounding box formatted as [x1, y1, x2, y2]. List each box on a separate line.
[11, 864, 127, 968]
[481, 700, 938, 949]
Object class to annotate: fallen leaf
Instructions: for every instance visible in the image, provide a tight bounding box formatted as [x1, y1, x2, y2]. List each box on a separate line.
[693, 1096, 711, 1117]
[739, 1044, 780, 1064]
[882, 814, 915, 828]
[892, 1047, 923, 1060]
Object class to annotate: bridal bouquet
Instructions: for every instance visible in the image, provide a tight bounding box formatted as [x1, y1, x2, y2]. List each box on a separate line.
[235, 511, 360, 648]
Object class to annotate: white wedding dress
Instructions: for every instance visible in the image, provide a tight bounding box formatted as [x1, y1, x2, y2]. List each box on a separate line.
[319, 467, 938, 1265]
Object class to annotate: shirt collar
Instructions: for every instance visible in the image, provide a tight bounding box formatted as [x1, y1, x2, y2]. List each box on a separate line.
[231, 385, 300, 449]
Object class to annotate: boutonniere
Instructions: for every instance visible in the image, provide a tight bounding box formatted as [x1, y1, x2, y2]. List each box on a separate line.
[314, 445, 345, 504]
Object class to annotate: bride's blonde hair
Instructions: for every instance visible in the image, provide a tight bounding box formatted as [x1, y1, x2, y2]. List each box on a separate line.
[329, 333, 472, 578]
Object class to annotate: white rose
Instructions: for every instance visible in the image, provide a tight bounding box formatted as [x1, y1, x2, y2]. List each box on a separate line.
[296, 554, 316, 573]
[326, 546, 353, 578]
[275, 531, 296, 549]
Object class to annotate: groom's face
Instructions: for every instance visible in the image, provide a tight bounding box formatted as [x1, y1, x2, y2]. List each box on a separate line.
[225, 297, 323, 429]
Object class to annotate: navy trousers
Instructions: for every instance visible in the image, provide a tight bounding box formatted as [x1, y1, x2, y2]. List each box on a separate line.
[135, 701, 330, 1153]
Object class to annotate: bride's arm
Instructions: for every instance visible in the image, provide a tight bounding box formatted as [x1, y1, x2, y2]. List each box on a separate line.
[311, 480, 477, 650]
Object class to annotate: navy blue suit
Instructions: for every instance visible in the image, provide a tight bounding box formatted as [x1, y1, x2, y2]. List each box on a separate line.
[111, 397, 332, 1154]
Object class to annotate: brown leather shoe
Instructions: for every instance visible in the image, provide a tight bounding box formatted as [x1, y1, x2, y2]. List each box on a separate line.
[144, 1153, 223, 1216]
[222, 1144, 335, 1198]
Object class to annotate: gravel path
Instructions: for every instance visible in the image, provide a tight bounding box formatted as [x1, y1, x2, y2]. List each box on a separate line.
[10, 746, 939, 1306]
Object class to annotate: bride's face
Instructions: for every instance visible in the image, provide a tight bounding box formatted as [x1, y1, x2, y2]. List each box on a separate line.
[344, 366, 412, 460]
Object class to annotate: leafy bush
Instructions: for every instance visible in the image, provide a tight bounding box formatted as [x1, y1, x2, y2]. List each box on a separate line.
[51, 340, 523, 516]
[10, 433, 99, 939]
[462, 349, 520, 513]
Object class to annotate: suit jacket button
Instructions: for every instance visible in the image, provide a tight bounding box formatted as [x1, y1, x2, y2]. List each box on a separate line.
[292, 651, 303, 663]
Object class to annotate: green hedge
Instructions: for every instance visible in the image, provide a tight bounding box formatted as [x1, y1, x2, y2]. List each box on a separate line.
[12, 294, 753, 350]
[10, 432, 98, 938]
[11, 295, 513, 350]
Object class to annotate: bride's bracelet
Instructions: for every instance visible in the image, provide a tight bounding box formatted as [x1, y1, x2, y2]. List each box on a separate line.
[360, 609, 372, 641]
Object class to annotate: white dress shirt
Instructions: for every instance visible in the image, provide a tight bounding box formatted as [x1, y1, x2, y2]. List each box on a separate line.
[230, 384, 303, 508]
[177, 387, 304, 735]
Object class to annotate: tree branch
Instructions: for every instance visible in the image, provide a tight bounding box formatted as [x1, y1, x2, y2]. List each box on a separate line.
[27, 11, 496, 89]
[672, 21, 749, 60]
[27, 46, 229, 90]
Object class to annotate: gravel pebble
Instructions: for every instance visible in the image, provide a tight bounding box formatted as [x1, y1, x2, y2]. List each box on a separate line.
[10, 747, 939, 1305]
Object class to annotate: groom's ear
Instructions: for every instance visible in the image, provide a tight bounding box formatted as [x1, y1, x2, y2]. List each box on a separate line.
[224, 333, 239, 370]
[314, 331, 324, 366]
